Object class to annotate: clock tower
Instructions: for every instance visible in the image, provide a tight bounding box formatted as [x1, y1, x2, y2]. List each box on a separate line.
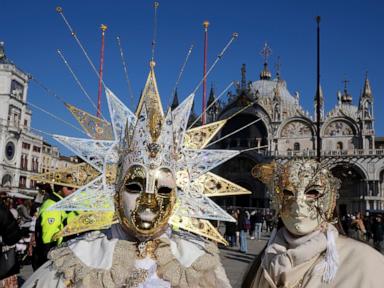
[0, 42, 43, 195]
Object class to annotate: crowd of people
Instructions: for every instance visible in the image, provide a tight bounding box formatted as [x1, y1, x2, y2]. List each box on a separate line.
[223, 208, 274, 253]
[341, 211, 384, 252]
[0, 193, 34, 288]
[0, 179, 77, 288]
[223, 208, 384, 255]
[1, 189, 384, 287]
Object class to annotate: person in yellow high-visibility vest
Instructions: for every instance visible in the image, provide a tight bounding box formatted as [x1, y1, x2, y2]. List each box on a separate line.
[32, 180, 76, 271]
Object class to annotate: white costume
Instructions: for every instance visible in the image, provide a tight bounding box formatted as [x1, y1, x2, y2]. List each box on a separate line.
[245, 160, 384, 288]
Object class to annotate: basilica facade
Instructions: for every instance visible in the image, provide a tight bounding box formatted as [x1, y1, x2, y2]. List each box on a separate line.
[204, 57, 384, 215]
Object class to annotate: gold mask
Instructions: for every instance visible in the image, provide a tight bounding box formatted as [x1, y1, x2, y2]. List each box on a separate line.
[117, 164, 176, 238]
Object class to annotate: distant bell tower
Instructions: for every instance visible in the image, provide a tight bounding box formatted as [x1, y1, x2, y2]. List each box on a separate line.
[359, 73, 375, 149]
[206, 84, 220, 123]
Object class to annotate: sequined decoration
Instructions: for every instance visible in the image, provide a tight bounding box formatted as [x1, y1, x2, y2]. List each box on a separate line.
[65, 103, 114, 140]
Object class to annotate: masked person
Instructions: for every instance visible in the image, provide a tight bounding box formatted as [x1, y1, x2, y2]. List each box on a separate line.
[243, 159, 384, 288]
[22, 60, 247, 288]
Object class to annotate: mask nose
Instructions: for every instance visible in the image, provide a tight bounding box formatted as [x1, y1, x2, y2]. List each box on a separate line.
[139, 192, 158, 209]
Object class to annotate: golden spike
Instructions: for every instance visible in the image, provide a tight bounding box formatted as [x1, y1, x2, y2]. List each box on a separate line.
[65, 103, 114, 140]
[53, 212, 117, 240]
[169, 215, 228, 246]
[135, 61, 164, 140]
[184, 119, 227, 149]
[196, 172, 251, 197]
[30, 163, 100, 188]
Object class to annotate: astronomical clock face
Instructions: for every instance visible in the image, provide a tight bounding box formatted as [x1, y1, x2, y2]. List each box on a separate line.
[5, 141, 15, 161]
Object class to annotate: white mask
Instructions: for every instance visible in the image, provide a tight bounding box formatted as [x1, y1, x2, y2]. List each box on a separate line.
[253, 160, 340, 236]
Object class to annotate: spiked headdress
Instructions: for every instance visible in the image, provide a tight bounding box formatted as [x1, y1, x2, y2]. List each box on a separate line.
[48, 61, 251, 244]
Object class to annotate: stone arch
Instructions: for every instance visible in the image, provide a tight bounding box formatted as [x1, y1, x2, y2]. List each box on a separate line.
[328, 162, 367, 214]
[321, 117, 358, 137]
[1, 174, 12, 187]
[321, 117, 360, 150]
[278, 118, 315, 138]
[218, 105, 270, 150]
[219, 104, 273, 138]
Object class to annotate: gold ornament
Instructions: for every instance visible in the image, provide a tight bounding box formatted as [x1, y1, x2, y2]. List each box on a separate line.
[31, 163, 100, 188]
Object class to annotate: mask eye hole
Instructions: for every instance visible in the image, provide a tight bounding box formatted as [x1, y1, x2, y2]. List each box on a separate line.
[158, 186, 172, 195]
[306, 189, 321, 200]
[125, 183, 142, 194]
[283, 189, 294, 197]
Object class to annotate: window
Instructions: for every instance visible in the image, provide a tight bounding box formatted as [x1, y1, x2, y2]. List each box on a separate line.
[336, 142, 343, 150]
[10, 80, 24, 100]
[1, 174, 12, 187]
[19, 176, 26, 188]
[30, 179, 36, 189]
[293, 142, 300, 151]
[34, 159, 39, 172]
[22, 142, 31, 150]
[24, 119, 28, 127]
[20, 154, 28, 170]
[33, 146, 41, 153]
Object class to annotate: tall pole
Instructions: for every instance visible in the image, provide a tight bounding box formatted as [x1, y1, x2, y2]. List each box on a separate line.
[202, 20, 209, 125]
[97, 24, 107, 118]
[316, 16, 321, 161]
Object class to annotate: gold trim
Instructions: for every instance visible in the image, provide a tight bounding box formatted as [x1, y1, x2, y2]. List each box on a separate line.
[169, 215, 228, 245]
[65, 103, 114, 140]
[53, 211, 116, 240]
[184, 119, 227, 149]
[30, 163, 100, 188]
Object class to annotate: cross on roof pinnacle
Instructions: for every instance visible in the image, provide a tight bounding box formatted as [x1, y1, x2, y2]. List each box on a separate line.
[260, 42, 272, 64]
[343, 78, 350, 92]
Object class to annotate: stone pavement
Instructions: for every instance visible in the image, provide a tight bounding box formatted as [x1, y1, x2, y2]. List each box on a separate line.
[219, 234, 268, 288]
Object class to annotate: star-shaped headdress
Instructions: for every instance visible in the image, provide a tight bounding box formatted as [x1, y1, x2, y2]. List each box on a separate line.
[48, 61, 251, 244]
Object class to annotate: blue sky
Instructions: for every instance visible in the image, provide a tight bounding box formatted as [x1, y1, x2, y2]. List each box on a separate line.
[1, 0, 384, 154]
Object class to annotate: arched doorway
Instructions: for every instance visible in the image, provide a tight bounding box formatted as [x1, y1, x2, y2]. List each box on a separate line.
[213, 156, 268, 208]
[1, 174, 12, 187]
[330, 163, 366, 215]
[219, 113, 268, 150]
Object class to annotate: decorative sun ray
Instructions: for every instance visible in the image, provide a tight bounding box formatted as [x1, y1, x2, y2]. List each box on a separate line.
[30, 162, 100, 189]
[184, 119, 228, 150]
[136, 60, 164, 140]
[49, 176, 114, 211]
[174, 187, 236, 222]
[172, 93, 194, 151]
[169, 215, 227, 245]
[65, 103, 114, 140]
[194, 172, 251, 197]
[180, 149, 240, 181]
[53, 211, 117, 240]
[53, 135, 116, 172]
[105, 87, 136, 142]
